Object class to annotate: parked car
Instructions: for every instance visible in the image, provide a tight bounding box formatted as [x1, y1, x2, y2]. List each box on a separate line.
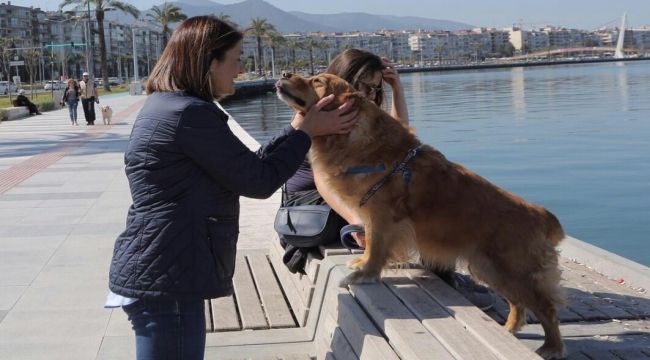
[44, 81, 65, 90]
[0, 81, 17, 95]
[108, 77, 122, 86]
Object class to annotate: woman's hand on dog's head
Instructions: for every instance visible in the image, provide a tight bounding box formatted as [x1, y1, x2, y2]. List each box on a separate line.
[291, 94, 358, 137]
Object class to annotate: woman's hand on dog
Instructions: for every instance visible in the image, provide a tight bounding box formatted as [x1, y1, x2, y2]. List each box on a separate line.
[291, 94, 358, 137]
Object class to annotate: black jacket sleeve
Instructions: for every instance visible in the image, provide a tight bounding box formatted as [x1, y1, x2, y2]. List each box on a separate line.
[256, 124, 299, 159]
[177, 103, 311, 199]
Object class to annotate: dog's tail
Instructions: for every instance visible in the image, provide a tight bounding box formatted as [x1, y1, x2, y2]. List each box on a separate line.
[545, 210, 565, 247]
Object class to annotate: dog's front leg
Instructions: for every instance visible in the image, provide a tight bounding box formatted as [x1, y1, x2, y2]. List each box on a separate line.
[340, 226, 389, 287]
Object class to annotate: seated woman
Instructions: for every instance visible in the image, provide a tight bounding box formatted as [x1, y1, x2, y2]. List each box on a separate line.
[15, 89, 41, 115]
[281, 48, 494, 310]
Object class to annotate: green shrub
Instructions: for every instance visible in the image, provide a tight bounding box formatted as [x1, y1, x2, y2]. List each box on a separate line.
[0, 109, 7, 122]
[38, 100, 56, 112]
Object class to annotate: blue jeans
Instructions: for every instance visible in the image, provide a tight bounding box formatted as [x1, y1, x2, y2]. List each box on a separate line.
[67, 101, 78, 122]
[122, 297, 206, 360]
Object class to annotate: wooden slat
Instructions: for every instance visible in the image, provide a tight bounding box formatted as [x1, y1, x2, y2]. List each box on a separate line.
[204, 299, 213, 332]
[248, 253, 296, 328]
[383, 274, 501, 360]
[325, 288, 400, 360]
[611, 348, 650, 360]
[349, 281, 455, 360]
[518, 320, 650, 339]
[581, 349, 624, 360]
[323, 314, 359, 360]
[561, 260, 650, 317]
[233, 255, 268, 329]
[211, 295, 241, 331]
[565, 287, 611, 321]
[269, 240, 310, 325]
[561, 261, 647, 318]
[281, 354, 313, 360]
[565, 352, 593, 360]
[406, 269, 540, 360]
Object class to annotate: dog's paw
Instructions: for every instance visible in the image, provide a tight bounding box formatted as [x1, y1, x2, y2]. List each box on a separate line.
[535, 344, 565, 360]
[346, 257, 366, 270]
[338, 271, 379, 288]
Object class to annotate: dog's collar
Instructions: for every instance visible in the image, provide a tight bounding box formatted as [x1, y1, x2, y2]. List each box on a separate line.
[359, 144, 424, 207]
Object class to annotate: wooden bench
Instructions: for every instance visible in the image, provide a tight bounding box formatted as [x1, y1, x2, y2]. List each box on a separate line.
[201, 236, 650, 360]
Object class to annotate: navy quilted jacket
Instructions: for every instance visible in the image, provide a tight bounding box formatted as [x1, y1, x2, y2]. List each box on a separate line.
[109, 91, 310, 300]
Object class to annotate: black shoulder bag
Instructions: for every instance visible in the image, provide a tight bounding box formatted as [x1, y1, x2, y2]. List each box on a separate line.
[273, 185, 341, 247]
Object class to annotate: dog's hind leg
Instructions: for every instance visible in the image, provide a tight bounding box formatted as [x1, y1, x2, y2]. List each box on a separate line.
[504, 301, 527, 333]
[528, 293, 564, 359]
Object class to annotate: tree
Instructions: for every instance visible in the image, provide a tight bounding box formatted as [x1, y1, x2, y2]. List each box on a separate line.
[304, 38, 320, 75]
[59, 0, 140, 91]
[266, 32, 286, 78]
[216, 12, 234, 26]
[286, 39, 303, 74]
[23, 50, 41, 96]
[500, 42, 515, 57]
[0, 37, 15, 83]
[246, 18, 276, 76]
[147, 2, 187, 48]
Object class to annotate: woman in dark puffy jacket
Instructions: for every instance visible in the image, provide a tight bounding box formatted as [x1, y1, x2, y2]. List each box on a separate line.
[106, 16, 356, 360]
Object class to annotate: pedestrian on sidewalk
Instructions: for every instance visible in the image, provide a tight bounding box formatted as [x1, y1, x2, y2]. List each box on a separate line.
[61, 79, 80, 125]
[14, 89, 41, 115]
[106, 15, 357, 360]
[79, 72, 99, 125]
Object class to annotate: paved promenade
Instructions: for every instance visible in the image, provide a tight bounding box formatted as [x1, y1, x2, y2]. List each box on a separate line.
[0, 94, 281, 359]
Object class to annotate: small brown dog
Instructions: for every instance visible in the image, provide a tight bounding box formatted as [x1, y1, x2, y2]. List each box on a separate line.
[101, 105, 113, 125]
[277, 73, 566, 359]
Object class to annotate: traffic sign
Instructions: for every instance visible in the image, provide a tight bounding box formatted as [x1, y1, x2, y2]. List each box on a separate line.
[9, 60, 24, 66]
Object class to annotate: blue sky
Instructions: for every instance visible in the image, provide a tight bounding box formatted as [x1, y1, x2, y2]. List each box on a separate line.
[12, 0, 650, 30]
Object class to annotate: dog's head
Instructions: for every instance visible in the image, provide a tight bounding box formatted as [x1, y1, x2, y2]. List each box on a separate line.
[101, 105, 111, 113]
[276, 73, 360, 113]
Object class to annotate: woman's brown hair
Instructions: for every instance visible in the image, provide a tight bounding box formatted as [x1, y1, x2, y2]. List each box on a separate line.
[326, 48, 385, 107]
[146, 16, 243, 100]
[67, 79, 77, 87]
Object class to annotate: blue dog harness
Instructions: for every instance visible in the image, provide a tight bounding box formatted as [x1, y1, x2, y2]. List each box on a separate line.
[345, 144, 424, 207]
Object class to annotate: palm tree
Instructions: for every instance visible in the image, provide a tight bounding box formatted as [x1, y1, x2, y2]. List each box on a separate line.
[59, 0, 140, 91]
[245, 18, 276, 76]
[304, 38, 321, 75]
[285, 39, 303, 74]
[216, 12, 234, 26]
[266, 32, 286, 78]
[147, 2, 187, 48]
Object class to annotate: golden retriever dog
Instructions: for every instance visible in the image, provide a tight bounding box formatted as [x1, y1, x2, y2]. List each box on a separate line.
[101, 105, 113, 125]
[276, 72, 566, 359]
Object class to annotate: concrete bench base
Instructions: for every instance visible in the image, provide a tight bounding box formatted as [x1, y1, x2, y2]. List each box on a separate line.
[1, 106, 30, 121]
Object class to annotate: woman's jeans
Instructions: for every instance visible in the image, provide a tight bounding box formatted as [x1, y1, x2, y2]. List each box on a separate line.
[122, 297, 206, 360]
[67, 101, 78, 122]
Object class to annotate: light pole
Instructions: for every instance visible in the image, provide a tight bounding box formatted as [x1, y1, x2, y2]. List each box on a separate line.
[86, 1, 93, 77]
[132, 25, 138, 82]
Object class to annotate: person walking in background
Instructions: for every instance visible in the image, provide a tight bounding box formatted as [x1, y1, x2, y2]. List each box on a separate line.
[106, 16, 356, 360]
[14, 89, 41, 115]
[79, 72, 99, 125]
[61, 79, 80, 126]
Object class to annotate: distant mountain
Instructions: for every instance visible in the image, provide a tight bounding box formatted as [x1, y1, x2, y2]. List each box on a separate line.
[105, 0, 473, 32]
[290, 11, 473, 32]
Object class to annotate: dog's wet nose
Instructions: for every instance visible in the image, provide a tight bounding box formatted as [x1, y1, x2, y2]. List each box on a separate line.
[282, 72, 292, 79]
